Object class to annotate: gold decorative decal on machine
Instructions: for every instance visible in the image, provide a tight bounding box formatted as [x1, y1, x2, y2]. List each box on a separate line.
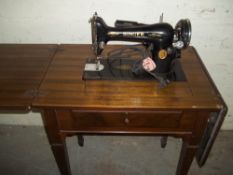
[108, 31, 161, 38]
[158, 49, 168, 59]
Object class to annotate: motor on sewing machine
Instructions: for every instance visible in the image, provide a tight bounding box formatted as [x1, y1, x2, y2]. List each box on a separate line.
[84, 12, 191, 86]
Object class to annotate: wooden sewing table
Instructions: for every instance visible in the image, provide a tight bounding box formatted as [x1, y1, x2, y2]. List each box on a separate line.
[0, 44, 227, 175]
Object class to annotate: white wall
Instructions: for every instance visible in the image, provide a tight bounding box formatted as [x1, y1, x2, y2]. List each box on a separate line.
[0, 0, 233, 129]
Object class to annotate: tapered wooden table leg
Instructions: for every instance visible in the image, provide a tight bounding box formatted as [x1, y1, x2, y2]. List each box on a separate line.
[176, 140, 197, 175]
[51, 143, 71, 175]
[160, 136, 168, 148]
[42, 110, 72, 175]
[77, 135, 84, 147]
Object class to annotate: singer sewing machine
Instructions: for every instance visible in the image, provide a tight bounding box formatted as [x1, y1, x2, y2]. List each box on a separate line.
[83, 12, 191, 86]
[0, 13, 227, 175]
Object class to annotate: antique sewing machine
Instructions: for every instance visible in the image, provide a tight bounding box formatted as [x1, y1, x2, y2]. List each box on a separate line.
[83, 12, 191, 86]
[0, 12, 227, 175]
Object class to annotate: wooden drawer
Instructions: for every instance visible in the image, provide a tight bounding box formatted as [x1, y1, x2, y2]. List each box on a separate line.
[55, 110, 195, 133]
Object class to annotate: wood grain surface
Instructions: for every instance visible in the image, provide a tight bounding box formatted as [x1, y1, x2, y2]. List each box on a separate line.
[32, 45, 223, 110]
[0, 44, 57, 110]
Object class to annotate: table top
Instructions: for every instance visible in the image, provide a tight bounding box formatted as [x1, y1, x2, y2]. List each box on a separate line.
[0, 44, 57, 111]
[31, 44, 224, 110]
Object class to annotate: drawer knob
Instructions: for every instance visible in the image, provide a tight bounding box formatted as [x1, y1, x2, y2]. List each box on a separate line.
[124, 117, 130, 124]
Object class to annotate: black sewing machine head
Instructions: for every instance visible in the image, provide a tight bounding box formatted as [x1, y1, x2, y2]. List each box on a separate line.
[84, 12, 191, 86]
[91, 13, 190, 54]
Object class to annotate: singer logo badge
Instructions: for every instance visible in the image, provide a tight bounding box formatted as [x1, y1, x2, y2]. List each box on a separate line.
[158, 49, 167, 59]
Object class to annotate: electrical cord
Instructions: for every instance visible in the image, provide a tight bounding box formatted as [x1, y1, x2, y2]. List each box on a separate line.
[106, 45, 170, 87]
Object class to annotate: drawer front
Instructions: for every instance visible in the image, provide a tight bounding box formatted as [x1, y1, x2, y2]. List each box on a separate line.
[55, 110, 195, 133]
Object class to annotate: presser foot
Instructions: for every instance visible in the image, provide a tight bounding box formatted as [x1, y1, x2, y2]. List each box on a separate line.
[84, 59, 104, 71]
